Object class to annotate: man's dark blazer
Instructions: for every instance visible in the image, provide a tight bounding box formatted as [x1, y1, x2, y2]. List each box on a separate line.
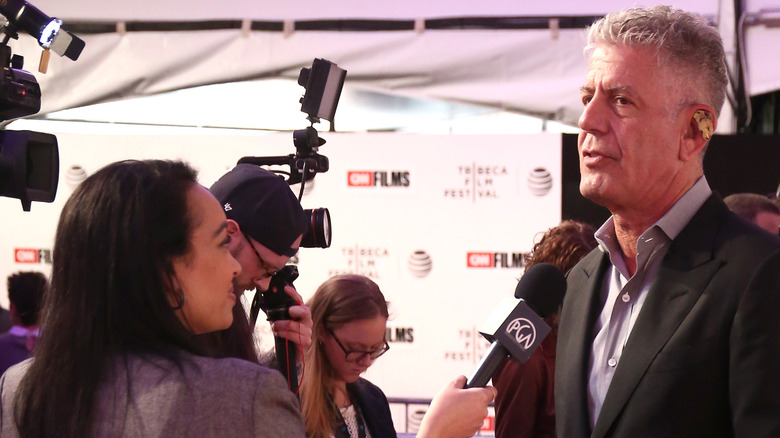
[555, 194, 780, 438]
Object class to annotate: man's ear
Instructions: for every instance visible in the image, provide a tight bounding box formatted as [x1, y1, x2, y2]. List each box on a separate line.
[681, 105, 716, 161]
[226, 219, 240, 235]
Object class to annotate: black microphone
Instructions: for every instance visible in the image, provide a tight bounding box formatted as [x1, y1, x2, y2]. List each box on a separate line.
[464, 263, 566, 388]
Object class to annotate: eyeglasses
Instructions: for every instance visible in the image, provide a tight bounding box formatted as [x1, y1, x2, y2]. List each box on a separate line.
[326, 327, 389, 362]
[241, 230, 281, 280]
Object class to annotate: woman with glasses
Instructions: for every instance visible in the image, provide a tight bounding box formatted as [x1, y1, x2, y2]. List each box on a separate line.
[300, 274, 394, 438]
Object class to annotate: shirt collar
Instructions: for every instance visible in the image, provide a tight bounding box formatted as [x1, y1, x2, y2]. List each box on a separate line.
[595, 176, 712, 259]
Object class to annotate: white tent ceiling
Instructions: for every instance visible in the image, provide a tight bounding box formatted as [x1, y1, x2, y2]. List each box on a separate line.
[3, 0, 780, 131]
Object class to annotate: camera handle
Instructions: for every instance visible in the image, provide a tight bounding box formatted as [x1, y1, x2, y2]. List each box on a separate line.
[250, 265, 300, 393]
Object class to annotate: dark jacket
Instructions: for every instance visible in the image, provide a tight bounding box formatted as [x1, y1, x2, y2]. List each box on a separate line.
[555, 194, 780, 437]
[347, 378, 397, 438]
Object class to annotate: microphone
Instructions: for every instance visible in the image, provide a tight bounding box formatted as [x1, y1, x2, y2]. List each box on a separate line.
[465, 263, 566, 388]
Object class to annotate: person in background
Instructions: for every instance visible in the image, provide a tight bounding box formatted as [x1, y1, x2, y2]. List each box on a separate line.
[0, 271, 47, 376]
[493, 220, 597, 438]
[556, 6, 780, 437]
[0, 160, 304, 437]
[300, 274, 395, 438]
[723, 192, 780, 234]
[301, 274, 496, 438]
[0, 306, 10, 334]
[202, 163, 313, 365]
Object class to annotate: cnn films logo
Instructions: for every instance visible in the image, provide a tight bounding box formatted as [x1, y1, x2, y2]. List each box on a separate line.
[506, 318, 537, 350]
[14, 248, 52, 264]
[347, 171, 410, 187]
[467, 252, 528, 269]
[386, 326, 414, 343]
[444, 163, 508, 201]
[329, 245, 392, 279]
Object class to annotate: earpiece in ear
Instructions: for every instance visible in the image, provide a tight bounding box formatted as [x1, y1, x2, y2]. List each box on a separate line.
[693, 110, 714, 140]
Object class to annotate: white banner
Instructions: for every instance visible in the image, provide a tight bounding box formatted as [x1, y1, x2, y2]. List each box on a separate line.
[0, 129, 562, 433]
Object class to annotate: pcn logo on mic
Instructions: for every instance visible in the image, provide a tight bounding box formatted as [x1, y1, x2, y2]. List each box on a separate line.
[505, 317, 537, 350]
[492, 300, 551, 363]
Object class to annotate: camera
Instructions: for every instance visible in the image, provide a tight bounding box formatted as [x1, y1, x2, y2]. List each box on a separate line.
[238, 58, 346, 249]
[0, 0, 84, 211]
[242, 58, 346, 392]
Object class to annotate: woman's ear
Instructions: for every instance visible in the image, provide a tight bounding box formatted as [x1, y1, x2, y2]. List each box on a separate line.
[317, 327, 329, 343]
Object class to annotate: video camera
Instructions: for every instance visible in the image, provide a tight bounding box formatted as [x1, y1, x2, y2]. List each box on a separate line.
[0, 0, 84, 211]
[244, 58, 346, 392]
[239, 58, 346, 251]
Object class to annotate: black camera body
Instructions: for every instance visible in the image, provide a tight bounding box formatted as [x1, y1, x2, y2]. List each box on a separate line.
[252, 265, 300, 325]
[0, 59, 41, 120]
[252, 265, 301, 393]
[0, 47, 59, 211]
[0, 0, 85, 211]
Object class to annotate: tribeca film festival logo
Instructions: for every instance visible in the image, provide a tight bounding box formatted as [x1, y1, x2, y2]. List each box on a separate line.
[443, 163, 507, 201]
[14, 248, 52, 264]
[347, 170, 410, 187]
[443, 327, 491, 363]
[506, 317, 537, 350]
[467, 251, 528, 269]
[328, 245, 392, 279]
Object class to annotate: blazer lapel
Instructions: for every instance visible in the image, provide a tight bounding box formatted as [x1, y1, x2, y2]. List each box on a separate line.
[591, 194, 728, 437]
[558, 249, 611, 438]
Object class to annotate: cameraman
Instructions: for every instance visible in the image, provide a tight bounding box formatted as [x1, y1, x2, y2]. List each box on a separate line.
[201, 164, 313, 364]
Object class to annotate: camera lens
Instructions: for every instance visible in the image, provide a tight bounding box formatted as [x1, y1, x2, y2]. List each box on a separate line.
[301, 207, 331, 248]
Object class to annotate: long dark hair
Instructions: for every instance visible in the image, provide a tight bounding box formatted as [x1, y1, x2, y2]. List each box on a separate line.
[14, 160, 205, 438]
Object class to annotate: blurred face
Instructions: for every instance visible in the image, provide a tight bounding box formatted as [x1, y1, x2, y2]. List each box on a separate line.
[754, 211, 780, 235]
[578, 44, 689, 213]
[226, 220, 302, 293]
[321, 316, 388, 384]
[172, 184, 242, 334]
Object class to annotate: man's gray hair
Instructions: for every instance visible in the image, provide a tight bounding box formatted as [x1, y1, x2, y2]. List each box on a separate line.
[586, 5, 728, 116]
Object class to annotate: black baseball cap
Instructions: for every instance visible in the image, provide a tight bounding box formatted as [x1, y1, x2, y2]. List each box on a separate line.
[209, 164, 307, 257]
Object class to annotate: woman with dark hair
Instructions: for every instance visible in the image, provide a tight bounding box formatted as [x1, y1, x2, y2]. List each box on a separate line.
[300, 274, 395, 438]
[492, 220, 598, 438]
[0, 160, 304, 437]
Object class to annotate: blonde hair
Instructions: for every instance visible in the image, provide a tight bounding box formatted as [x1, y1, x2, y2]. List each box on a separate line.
[300, 275, 389, 438]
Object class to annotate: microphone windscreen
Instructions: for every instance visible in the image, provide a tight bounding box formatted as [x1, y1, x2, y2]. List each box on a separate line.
[514, 263, 566, 317]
